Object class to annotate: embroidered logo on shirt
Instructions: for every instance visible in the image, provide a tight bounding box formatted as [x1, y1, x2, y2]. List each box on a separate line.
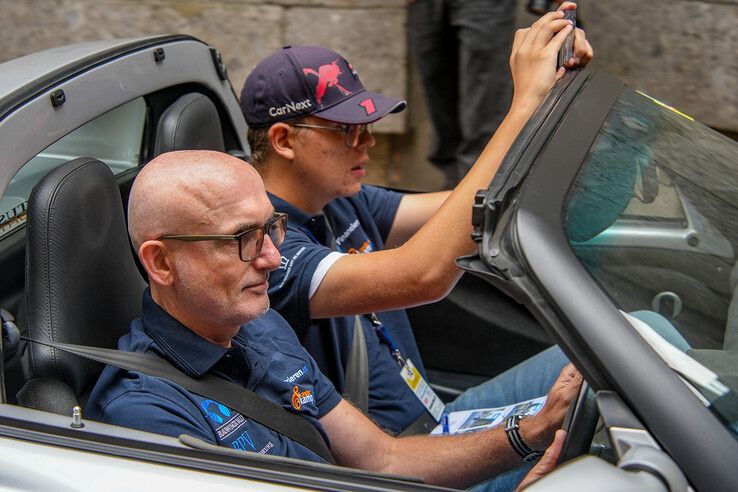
[291, 385, 315, 410]
[259, 441, 275, 454]
[334, 219, 360, 246]
[216, 414, 247, 440]
[283, 363, 309, 383]
[231, 430, 256, 451]
[201, 399, 232, 425]
[277, 246, 306, 289]
[346, 239, 372, 254]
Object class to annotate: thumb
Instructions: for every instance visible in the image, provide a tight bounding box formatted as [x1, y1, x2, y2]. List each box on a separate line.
[516, 429, 566, 491]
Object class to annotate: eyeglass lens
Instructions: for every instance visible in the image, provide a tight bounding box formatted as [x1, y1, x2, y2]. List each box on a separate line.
[346, 124, 372, 148]
[240, 215, 287, 261]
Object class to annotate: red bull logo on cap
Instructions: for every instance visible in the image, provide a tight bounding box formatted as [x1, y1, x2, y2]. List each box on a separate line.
[303, 60, 352, 104]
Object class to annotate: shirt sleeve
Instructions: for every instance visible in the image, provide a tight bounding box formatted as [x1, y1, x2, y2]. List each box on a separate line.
[260, 310, 342, 419]
[309, 251, 344, 298]
[357, 185, 403, 242]
[97, 388, 216, 444]
[268, 224, 333, 334]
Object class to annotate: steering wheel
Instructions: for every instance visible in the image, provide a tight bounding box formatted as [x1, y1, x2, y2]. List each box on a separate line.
[559, 380, 600, 463]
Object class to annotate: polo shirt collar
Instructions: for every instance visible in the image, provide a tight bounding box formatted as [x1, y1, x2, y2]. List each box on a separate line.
[268, 192, 313, 228]
[140, 288, 229, 378]
[269, 191, 338, 248]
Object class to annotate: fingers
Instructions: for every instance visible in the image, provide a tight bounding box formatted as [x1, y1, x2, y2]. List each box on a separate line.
[516, 430, 567, 491]
[528, 11, 572, 51]
[557, 1, 577, 12]
[539, 429, 566, 473]
[570, 28, 594, 67]
[556, 363, 581, 384]
[541, 22, 574, 58]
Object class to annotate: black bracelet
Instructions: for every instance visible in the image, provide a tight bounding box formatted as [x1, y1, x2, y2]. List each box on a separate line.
[504, 414, 543, 462]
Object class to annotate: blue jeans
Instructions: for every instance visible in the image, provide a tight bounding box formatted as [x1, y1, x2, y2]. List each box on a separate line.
[445, 345, 569, 492]
[441, 312, 687, 491]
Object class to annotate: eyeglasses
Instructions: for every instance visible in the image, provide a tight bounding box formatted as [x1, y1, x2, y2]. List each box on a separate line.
[157, 212, 287, 262]
[289, 122, 373, 148]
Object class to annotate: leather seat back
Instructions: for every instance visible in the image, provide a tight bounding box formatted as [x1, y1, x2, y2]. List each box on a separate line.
[21, 157, 146, 410]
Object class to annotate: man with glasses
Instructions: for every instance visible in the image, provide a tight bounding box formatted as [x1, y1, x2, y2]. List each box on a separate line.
[87, 149, 580, 490]
[241, 8, 591, 490]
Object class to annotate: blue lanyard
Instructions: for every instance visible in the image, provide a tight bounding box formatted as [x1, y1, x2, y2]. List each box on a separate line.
[366, 313, 405, 367]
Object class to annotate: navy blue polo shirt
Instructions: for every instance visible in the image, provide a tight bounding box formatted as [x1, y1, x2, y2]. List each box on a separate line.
[269, 185, 427, 434]
[86, 289, 342, 462]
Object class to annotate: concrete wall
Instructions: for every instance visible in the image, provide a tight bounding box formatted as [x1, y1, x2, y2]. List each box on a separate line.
[0, 0, 407, 133]
[518, 0, 738, 134]
[2, 0, 737, 191]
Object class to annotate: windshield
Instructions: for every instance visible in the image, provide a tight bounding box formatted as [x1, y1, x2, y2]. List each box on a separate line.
[563, 88, 738, 435]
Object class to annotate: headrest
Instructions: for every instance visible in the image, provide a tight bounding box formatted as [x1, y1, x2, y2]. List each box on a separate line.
[154, 93, 225, 155]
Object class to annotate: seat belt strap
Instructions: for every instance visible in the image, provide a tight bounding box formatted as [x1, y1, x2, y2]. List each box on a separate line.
[316, 217, 370, 414]
[28, 339, 336, 464]
[343, 315, 369, 413]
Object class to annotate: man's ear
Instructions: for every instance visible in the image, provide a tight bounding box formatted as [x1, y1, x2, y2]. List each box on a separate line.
[269, 123, 296, 161]
[138, 240, 175, 287]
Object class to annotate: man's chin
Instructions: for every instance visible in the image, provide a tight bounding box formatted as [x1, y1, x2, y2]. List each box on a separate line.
[338, 182, 363, 198]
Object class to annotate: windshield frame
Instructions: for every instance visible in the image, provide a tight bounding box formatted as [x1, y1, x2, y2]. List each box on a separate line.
[479, 69, 738, 489]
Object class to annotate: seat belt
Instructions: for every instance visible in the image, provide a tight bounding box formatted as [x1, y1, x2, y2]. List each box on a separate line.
[314, 217, 370, 414]
[343, 315, 369, 413]
[26, 339, 336, 464]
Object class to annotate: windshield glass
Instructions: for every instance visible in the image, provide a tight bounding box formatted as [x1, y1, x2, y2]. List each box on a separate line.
[563, 88, 738, 434]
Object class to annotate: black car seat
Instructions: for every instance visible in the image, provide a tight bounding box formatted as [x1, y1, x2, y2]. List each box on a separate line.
[17, 157, 146, 415]
[153, 92, 225, 155]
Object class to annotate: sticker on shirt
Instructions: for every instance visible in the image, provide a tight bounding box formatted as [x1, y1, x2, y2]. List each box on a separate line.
[291, 385, 316, 410]
[400, 358, 445, 421]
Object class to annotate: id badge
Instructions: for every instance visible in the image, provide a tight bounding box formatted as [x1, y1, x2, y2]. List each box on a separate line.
[400, 358, 445, 421]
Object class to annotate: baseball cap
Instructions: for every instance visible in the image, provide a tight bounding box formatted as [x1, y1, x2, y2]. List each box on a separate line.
[240, 45, 406, 128]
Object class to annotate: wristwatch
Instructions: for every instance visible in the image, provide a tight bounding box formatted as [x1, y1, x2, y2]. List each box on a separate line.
[504, 414, 544, 462]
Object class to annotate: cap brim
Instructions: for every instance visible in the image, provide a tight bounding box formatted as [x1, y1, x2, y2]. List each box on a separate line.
[313, 90, 406, 125]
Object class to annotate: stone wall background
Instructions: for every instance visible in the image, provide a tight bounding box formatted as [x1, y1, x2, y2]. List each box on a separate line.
[2, 0, 737, 190]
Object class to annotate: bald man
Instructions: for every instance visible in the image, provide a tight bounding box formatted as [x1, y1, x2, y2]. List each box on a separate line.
[86, 150, 580, 489]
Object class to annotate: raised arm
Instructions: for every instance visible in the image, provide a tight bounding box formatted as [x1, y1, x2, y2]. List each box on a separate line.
[384, 191, 451, 248]
[310, 5, 591, 319]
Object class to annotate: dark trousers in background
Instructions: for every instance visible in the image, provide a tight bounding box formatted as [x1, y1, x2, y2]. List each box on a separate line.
[409, 0, 516, 187]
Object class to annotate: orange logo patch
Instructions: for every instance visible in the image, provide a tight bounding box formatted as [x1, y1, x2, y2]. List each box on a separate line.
[291, 386, 314, 410]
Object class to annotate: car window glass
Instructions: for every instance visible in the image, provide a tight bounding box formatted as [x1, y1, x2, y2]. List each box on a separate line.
[563, 88, 738, 435]
[0, 97, 146, 238]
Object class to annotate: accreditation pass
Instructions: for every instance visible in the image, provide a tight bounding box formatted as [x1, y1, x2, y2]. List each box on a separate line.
[400, 358, 445, 421]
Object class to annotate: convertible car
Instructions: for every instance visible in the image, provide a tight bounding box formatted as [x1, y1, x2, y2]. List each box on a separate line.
[0, 35, 736, 491]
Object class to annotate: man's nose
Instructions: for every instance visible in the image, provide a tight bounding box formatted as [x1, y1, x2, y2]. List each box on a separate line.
[253, 235, 281, 271]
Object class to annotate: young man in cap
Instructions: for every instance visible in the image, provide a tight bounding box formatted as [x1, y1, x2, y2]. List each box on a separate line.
[241, 8, 591, 488]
